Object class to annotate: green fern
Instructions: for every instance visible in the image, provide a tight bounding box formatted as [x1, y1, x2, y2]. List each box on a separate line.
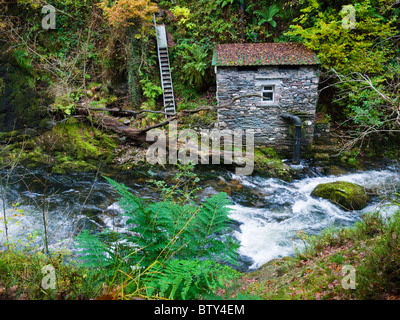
[145, 260, 239, 300]
[188, 192, 239, 265]
[74, 230, 115, 269]
[74, 170, 240, 299]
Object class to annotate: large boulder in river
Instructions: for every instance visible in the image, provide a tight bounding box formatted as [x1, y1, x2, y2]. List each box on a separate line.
[311, 181, 370, 211]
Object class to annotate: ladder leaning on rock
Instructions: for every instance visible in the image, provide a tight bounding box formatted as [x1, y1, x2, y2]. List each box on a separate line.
[154, 17, 176, 116]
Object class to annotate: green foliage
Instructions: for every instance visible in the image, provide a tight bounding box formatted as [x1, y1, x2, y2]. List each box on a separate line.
[170, 5, 192, 27]
[146, 259, 239, 299]
[139, 76, 163, 109]
[100, 176, 238, 266]
[140, 77, 163, 100]
[217, 0, 235, 9]
[174, 43, 210, 91]
[356, 210, 400, 298]
[12, 48, 34, 76]
[74, 230, 116, 269]
[285, 0, 399, 134]
[250, 3, 280, 28]
[286, 0, 396, 74]
[74, 166, 240, 299]
[0, 248, 99, 300]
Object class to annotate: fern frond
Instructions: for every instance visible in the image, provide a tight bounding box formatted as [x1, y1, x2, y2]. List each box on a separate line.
[74, 230, 115, 269]
[187, 192, 239, 264]
[145, 259, 240, 300]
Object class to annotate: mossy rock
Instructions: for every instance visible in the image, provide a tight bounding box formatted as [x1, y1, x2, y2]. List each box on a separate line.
[47, 118, 118, 162]
[311, 181, 370, 211]
[253, 147, 294, 181]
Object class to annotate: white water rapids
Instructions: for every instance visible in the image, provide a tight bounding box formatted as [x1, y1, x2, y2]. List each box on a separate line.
[228, 167, 400, 270]
[0, 166, 399, 271]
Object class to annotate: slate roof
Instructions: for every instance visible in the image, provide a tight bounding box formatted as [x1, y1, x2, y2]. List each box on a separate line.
[212, 43, 320, 67]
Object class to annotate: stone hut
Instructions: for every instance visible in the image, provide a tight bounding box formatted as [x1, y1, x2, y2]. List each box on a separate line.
[212, 43, 320, 149]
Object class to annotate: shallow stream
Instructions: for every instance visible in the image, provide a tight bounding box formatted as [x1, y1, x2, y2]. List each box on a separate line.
[1, 161, 399, 271]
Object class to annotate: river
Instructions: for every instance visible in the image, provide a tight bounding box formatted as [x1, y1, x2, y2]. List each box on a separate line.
[0, 161, 399, 272]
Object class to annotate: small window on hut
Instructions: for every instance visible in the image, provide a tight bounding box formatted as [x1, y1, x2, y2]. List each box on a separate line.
[262, 85, 274, 102]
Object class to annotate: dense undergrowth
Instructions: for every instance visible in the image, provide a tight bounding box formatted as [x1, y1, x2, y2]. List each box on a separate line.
[1, 0, 399, 173]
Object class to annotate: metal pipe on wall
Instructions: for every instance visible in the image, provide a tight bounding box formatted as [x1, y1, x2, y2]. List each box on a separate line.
[281, 113, 302, 165]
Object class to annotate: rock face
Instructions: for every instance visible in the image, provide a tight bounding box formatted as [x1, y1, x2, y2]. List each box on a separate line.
[311, 181, 370, 211]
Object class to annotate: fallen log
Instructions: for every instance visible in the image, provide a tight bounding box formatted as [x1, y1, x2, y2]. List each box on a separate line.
[73, 93, 263, 145]
[76, 107, 177, 144]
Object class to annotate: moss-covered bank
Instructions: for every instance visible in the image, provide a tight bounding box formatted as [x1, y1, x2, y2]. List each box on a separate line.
[0, 118, 124, 175]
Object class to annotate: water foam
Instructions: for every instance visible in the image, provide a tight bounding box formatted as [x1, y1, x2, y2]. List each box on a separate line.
[229, 168, 400, 270]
